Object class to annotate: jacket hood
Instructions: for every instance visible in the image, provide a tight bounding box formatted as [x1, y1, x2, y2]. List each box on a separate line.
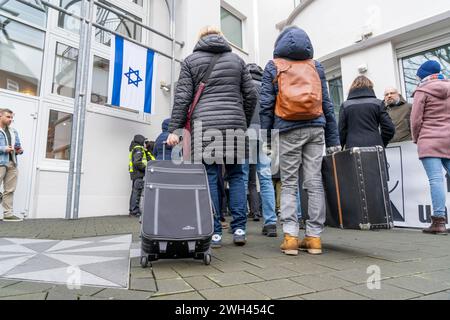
[399, 95, 408, 105]
[247, 63, 263, 82]
[274, 26, 314, 60]
[129, 134, 146, 151]
[347, 87, 377, 100]
[193, 34, 232, 53]
[161, 118, 171, 132]
[415, 79, 450, 100]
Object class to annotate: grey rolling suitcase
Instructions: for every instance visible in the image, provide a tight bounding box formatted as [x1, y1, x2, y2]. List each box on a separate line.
[322, 146, 394, 230]
[140, 161, 214, 267]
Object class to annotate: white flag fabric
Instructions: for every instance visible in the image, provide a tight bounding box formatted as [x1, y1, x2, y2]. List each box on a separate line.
[108, 35, 157, 114]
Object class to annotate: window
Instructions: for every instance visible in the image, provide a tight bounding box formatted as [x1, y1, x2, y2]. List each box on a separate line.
[95, 0, 142, 46]
[91, 56, 109, 105]
[328, 77, 344, 121]
[58, 0, 81, 34]
[0, 0, 47, 27]
[46, 110, 73, 160]
[58, 0, 143, 38]
[220, 7, 243, 48]
[52, 43, 78, 98]
[402, 44, 450, 101]
[0, 15, 44, 96]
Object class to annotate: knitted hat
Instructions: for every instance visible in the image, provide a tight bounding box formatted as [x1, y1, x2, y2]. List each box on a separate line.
[417, 60, 441, 80]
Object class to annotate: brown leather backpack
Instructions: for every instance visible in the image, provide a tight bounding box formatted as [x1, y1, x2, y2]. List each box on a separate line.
[273, 58, 323, 121]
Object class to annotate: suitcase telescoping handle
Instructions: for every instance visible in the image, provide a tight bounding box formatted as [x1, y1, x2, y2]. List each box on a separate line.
[162, 142, 169, 161]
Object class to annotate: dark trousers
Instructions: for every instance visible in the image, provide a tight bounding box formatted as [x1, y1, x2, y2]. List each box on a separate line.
[247, 164, 262, 217]
[129, 178, 144, 215]
[217, 165, 227, 221]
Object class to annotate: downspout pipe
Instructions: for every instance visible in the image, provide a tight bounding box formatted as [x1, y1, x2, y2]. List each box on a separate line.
[73, 0, 94, 220]
[65, 0, 87, 220]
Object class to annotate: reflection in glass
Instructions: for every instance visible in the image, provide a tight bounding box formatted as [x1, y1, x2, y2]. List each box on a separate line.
[52, 43, 79, 98]
[91, 56, 109, 105]
[402, 44, 450, 102]
[46, 110, 73, 160]
[221, 7, 243, 48]
[328, 77, 344, 122]
[58, 0, 142, 35]
[0, 0, 47, 27]
[95, 0, 142, 46]
[0, 15, 44, 96]
[58, 0, 81, 34]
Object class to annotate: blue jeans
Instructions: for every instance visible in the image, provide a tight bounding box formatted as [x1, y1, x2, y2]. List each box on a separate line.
[421, 158, 450, 217]
[205, 163, 247, 235]
[243, 152, 277, 226]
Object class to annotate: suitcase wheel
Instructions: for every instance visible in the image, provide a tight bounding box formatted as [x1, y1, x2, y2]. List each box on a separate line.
[203, 253, 211, 266]
[140, 256, 149, 268]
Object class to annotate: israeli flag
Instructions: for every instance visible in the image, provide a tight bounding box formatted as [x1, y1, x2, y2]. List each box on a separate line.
[108, 35, 157, 114]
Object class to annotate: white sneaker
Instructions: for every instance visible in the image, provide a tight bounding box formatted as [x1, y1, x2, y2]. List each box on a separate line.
[3, 215, 23, 222]
[211, 234, 222, 248]
[233, 229, 246, 246]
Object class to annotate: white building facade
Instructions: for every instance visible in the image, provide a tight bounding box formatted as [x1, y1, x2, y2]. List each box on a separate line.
[0, 0, 295, 219]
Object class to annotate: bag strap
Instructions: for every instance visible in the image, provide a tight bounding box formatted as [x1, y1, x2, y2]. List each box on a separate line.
[200, 54, 221, 84]
[186, 54, 221, 121]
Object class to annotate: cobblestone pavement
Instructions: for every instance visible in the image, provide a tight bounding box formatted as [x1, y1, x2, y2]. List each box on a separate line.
[0, 216, 449, 300]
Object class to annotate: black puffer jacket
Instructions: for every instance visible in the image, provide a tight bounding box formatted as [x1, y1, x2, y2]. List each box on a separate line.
[168, 34, 257, 163]
[247, 63, 263, 129]
[339, 87, 395, 148]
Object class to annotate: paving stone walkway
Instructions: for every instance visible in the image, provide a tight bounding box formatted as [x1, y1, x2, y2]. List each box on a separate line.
[0, 216, 449, 300]
[0, 235, 132, 288]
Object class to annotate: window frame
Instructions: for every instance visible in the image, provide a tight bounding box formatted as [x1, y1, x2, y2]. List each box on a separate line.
[0, 0, 48, 29]
[45, 108, 73, 161]
[220, 1, 246, 50]
[396, 32, 450, 100]
[0, 11, 46, 97]
[90, 54, 110, 106]
[51, 41, 80, 99]
[40, 103, 74, 166]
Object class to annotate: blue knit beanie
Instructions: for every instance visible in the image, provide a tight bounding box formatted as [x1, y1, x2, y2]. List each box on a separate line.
[417, 60, 441, 80]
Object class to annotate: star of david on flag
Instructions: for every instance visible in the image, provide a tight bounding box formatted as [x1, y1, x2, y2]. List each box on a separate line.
[124, 67, 143, 87]
[108, 35, 157, 114]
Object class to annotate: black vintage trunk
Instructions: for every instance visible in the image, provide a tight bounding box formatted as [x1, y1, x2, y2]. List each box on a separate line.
[323, 147, 394, 230]
[140, 161, 214, 265]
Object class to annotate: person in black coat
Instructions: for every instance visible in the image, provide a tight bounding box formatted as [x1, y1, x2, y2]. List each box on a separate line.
[339, 76, 395, 149]
[129, 134, 148, 217]
[153, 118, 172, 160]
[166, 26, 258, 248]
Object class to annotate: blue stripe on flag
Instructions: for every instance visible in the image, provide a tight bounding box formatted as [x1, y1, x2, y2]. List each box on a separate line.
[111, 36, 124, 106]
[144, 49, 155, 114]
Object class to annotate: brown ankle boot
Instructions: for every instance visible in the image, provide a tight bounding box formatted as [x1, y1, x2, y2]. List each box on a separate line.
[423, 216, 448, 235]
[299, 237, 323, 255]
[280, 234, 299, 256]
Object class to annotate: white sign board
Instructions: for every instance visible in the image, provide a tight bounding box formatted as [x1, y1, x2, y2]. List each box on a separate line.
[386, 141, 450, 229]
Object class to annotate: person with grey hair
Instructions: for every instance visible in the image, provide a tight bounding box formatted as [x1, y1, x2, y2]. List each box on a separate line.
[384, 87, 412, 143]
[0, 109, 24, 222]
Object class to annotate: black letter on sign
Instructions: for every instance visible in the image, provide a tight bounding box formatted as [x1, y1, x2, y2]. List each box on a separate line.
[418, 205, 432, 223]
